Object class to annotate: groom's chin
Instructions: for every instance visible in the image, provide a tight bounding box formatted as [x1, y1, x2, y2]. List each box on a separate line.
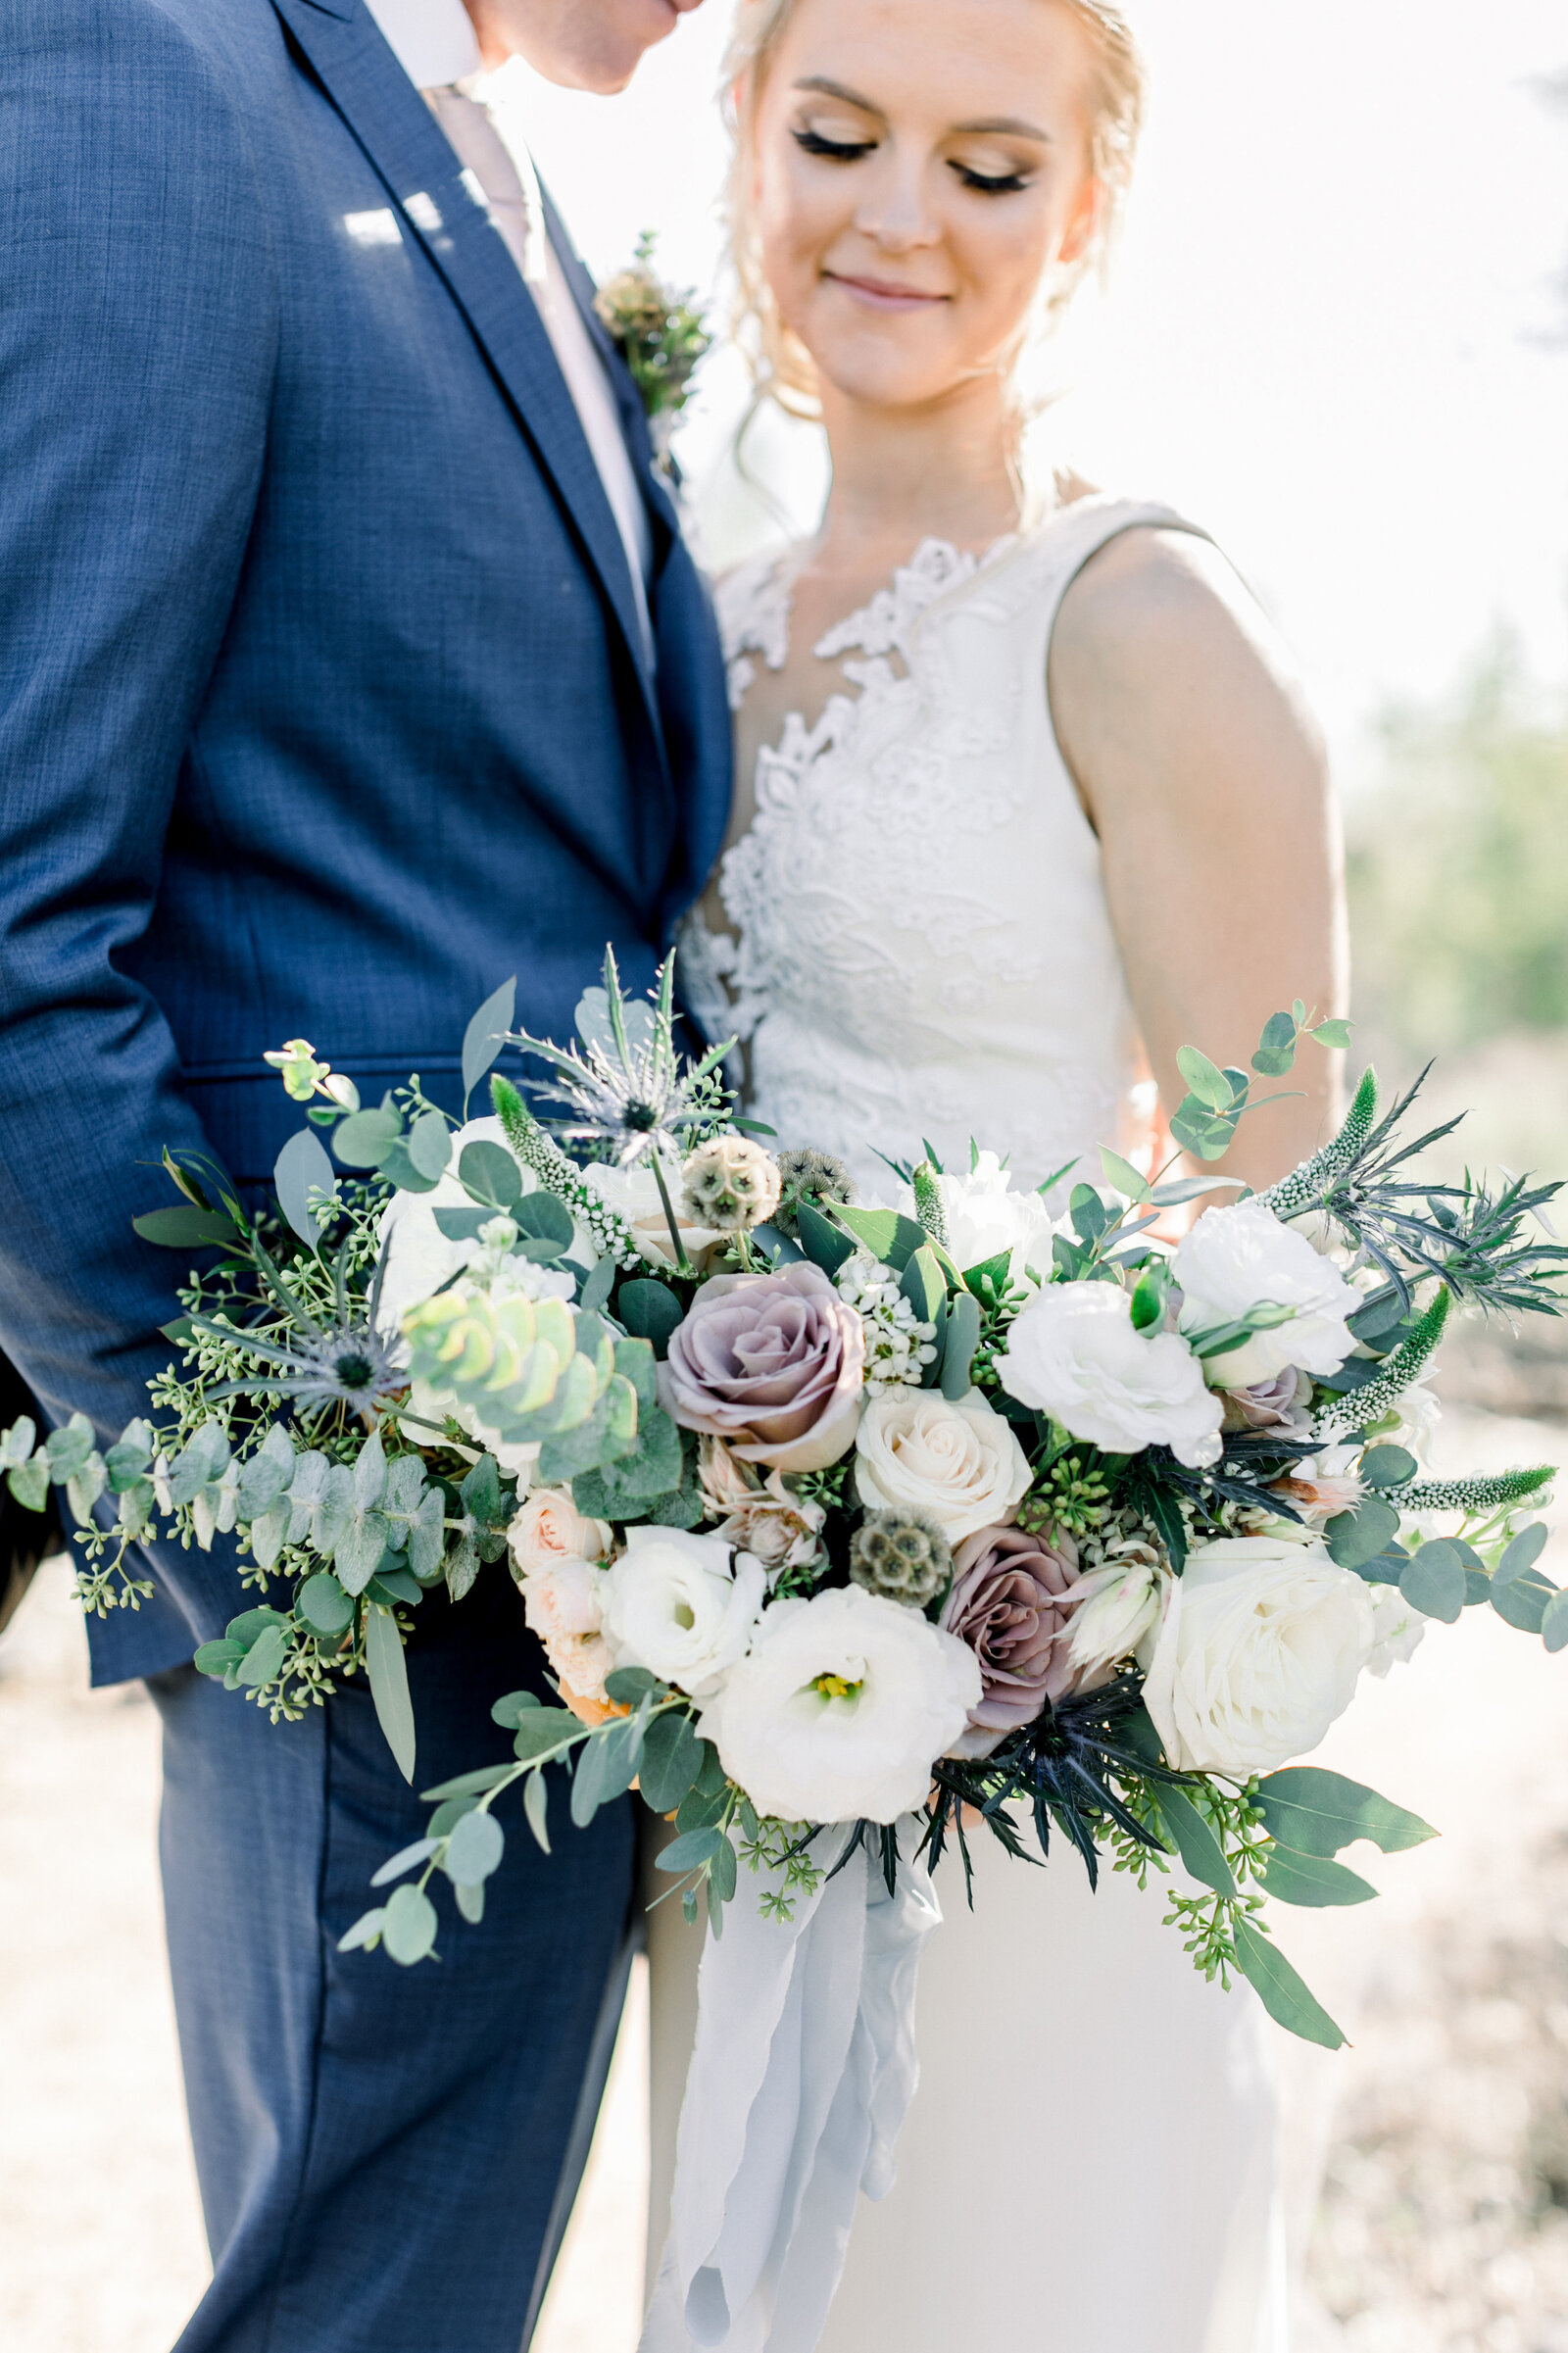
[484, 0, 690, 95]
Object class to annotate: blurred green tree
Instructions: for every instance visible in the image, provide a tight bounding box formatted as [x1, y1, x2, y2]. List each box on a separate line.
[1348, 646, 1568, 1056]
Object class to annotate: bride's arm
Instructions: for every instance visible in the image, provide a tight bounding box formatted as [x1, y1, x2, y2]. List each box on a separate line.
[1049, 526, 1348, 1192]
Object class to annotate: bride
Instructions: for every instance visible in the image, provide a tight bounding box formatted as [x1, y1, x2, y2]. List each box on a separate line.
[651, 0, 1346, 2346]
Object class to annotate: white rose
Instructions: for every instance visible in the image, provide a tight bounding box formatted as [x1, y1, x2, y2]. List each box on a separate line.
[1366, 1583, 1426, 1679]
[854, 1390, 1032, 1544]
[519, 1555, 614, 1706]
[601, 1527, 767, 1697]
[578, 1158, 729, 1271]
[897, 1151, 1055, 1286]
[1174, 1201, 1359, 1390]
[1061, 1556, 1162, 1682]
[698, 1585, 981, 1824]
[1138, 1535, 1376, 1776]
[996, 1282, 1223, 1469]
[508, 1487, 612, 1578]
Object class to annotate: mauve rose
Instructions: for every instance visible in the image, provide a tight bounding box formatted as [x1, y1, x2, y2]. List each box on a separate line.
[939, 1524, 1089, 1759]
[657, 1263, 865, 1473]
[1221, 1367, 1313, 1436]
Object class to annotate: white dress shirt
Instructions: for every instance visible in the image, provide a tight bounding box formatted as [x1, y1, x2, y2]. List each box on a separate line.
[365, 0, 656, 666]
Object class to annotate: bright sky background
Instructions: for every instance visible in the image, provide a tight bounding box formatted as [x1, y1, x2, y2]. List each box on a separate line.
[496, 0, 1568, 785]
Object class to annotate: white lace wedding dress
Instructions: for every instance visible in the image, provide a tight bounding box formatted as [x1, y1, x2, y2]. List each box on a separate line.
[652, 495, 1288, 2352]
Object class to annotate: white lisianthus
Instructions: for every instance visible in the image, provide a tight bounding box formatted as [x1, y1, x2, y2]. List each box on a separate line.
[508, 1487, 612, 1578]
[376, 1116, 586, 1338]
[897, 1151, 1056, 1287]
[1366, 1583, 1426, 1678]
[1061, 1555, 1162, 1682]
[578, 1159, 729, 1272]
[1174, 1201, 1359, 1391]
[1138, 1535, 1376, 1776]
[518, 1555, 614, 1708]
[698, 1585, 981, 1824]
[996, 1282, 1224, 1469]
[602, 1527, 767, 1698]
[854, 1390, 1032, 1544]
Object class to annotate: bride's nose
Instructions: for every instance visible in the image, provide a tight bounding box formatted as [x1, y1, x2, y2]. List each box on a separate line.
[853, 159, 942, 253]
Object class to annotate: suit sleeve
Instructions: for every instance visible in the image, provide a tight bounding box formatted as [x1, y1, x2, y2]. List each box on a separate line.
[0, 2, 278, 1666]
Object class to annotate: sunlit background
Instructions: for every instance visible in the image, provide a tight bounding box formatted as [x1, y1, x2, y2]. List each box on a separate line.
[3, 7, 1567, 2351]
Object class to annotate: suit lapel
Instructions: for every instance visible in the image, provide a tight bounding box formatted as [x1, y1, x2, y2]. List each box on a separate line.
[272, 0, 662, 732]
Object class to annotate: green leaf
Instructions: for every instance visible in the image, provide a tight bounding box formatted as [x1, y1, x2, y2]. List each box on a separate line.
[45, 1414, 97, 1482]
[6, 1455, 50, 1514]
[1311, 1018, 1353, 1051]
[370, 1837, 440, 1887]
[364, 1603, 416, 1784]
[237, 1622, 288, 1689]
[1399, 1539, 1467, 1624]
[1232, 1919, 1347, 2048]
[1324, 1495, 1401, 1571]
[1129, 1259, 1173, 1333]
[367, 1567, 422, 1609]
[1155, 1788, 1235, 1896]
[1257, 1844, 1379, 1907]
[1494, 1522, 1548, 1588]
[617, 1278, 686, 1357]
[832, 1203, 926, 1272]
[427, 1796, 480, 1838]
[378, 1140, 439, 1195]
[0, 1415, 37, 1470]
[407, 1108, 453, 1183]
[1252, 1011, 1298, 1074]
[638, 1707, 704, 1814]
[709, 1834, 738, 1905]
[193, 1640, 246, 1677]
[900, 1245, 948, 1329]
[512, 1708, 580, 1762]
[1491, 1567, 1557, 1636]
[491, 1690, 544, 1728]
[296, 1573, 356, 1639]
[591, 1404, 682, 1504]
[796, 1201, 856, 1277]
[604, 1666, 664, 1703]
[337, 1906, 387, 1954]
[523, 1768, 551, 1854]
[1359, 1444, 1417, 1490]
[459, 1140, 522, 1211]
[1169, 1099, 1241, 1163]
[433, 1207, 492, 1244]
[1253, 1768, 1437, 1856]
[570, 1713, 642, 1827]
[655, 1825, 727, 1874]
[1543, 1590, 1568, 1654]
[514, 1193, 576, 1250]
[420, 1762, 516, 1801]
[1175, 1046, 1236, 1112]
[226, 1604, 289, 1646]
[939, 1290, 982, 1401]
[333, 1106, 403, 1169]
[380, 1883, 438, 1966]
[132, 1205, 245, 1250]
[577, 1254, 616, 1312]
[1099, 1146, 1152, 1203]
[462, 976, 516, 1105]
[444, 1808, 505, 1886]
[273, 1127, 336, 1251]
[406, 1488, 447, 1586]
[454, 1880, 486, 1925]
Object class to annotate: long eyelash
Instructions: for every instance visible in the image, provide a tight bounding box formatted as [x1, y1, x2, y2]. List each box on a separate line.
[951, 163, 1033, 196]
[792, 126, 877, 163]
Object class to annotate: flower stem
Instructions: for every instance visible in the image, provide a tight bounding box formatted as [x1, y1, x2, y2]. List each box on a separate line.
[651, 1154, 694, 1277]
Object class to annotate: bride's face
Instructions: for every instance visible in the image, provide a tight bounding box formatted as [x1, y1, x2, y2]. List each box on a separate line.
[752, 0, 1102, 411]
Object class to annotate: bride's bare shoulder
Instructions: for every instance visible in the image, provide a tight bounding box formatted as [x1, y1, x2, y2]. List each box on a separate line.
[1051, 520, 1305, 713]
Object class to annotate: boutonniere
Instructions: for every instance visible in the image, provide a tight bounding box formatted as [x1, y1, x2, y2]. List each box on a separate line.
[594, 231, 711, 469]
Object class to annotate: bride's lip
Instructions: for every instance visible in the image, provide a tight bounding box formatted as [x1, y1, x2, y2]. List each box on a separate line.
[823, 272, 950, 312]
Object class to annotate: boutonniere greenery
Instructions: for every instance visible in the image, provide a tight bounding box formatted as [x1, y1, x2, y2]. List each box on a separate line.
[595, 230, 711, 464]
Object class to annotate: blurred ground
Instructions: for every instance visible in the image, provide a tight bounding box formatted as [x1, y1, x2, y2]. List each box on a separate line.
[1, 1401, 1565, 2353]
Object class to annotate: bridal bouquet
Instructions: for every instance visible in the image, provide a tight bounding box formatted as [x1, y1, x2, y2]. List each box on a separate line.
[9, 957, 1566, 2054]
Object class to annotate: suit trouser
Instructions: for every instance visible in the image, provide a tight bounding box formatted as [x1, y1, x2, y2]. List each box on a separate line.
[149, 1571, 635, 2353]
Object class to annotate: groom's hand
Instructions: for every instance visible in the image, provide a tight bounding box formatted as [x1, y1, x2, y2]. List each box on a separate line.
[464, 0, 707, 92]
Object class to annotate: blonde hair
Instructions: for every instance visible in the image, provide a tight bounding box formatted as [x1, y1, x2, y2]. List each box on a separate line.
[722, 0, 1146, 417]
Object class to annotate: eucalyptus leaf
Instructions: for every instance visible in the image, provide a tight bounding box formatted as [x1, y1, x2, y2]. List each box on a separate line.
[638, 1708, 705, 1815]
[1257, 1844, 1379, 1907]
[333, 1106, 402, 1170]
[1494, 1522, 1548, 1588]
[132, 1204, 245, 1249]
[1253, 1768, 1437, 1857]
[370, 1837, 440, 1887]
[939, 1290, 982, 1401]
[407, 1108, 453, 1183]
[832, 1203, 925, 1272]
[274, 1126, 336, 1250]
[617, 1278, 686, 1356]
[654, 1825, 727, 1874]
[445, 1808, 505, 1886]
[1359, 1445, 1417, 1490]
[491, 1689, 545, 1729]
[1543, 1590, 1568, 1654]
[1399, 1540, 1467, 1625]
[1155, 1788, 1235, 1896]
[511, 1708, 579, 1762]
[420, 1762, 515, 1801]
[365, 1603, 416, 1784]
[1491, 1567, 1557, 1636]
[337, 1906, 387, 1954]
[1324, 1495, 1401, 1571]
[380, 1883, 438, 1967]
[459, 1140, 523, 1211]
[1175, 1045, 1235, 1111]
[296, 1572, 356, 1639]
[237, 1622, 287, 1689]
[523, 1768, 551, 1854]
[462, 976, 516, 1105]
[1232, 1920, 1347, 2048]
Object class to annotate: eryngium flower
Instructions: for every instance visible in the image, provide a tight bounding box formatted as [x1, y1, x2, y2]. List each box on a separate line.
[510, 949, 731, 1169]
[205, 1314, 406, 1420]
[850, 1511, 952, 1608]
[681, 1135, 782, 1233]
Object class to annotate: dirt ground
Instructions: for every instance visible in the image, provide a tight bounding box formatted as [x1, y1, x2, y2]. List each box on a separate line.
[2, 1404, 1565, 2353]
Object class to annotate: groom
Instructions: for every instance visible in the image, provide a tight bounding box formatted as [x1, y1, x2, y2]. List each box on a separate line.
[0, 0, 723, 2346]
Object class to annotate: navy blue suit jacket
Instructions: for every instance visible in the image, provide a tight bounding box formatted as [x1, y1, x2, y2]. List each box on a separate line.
[0, 0, 731, 1684]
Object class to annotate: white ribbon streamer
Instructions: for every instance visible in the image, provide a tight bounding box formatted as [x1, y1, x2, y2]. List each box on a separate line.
[640, 1818, 941, 2353]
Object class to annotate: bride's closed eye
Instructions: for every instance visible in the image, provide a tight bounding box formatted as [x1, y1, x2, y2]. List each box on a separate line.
[791, 124, 878, 163]
[948, 160, 1035, 195]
